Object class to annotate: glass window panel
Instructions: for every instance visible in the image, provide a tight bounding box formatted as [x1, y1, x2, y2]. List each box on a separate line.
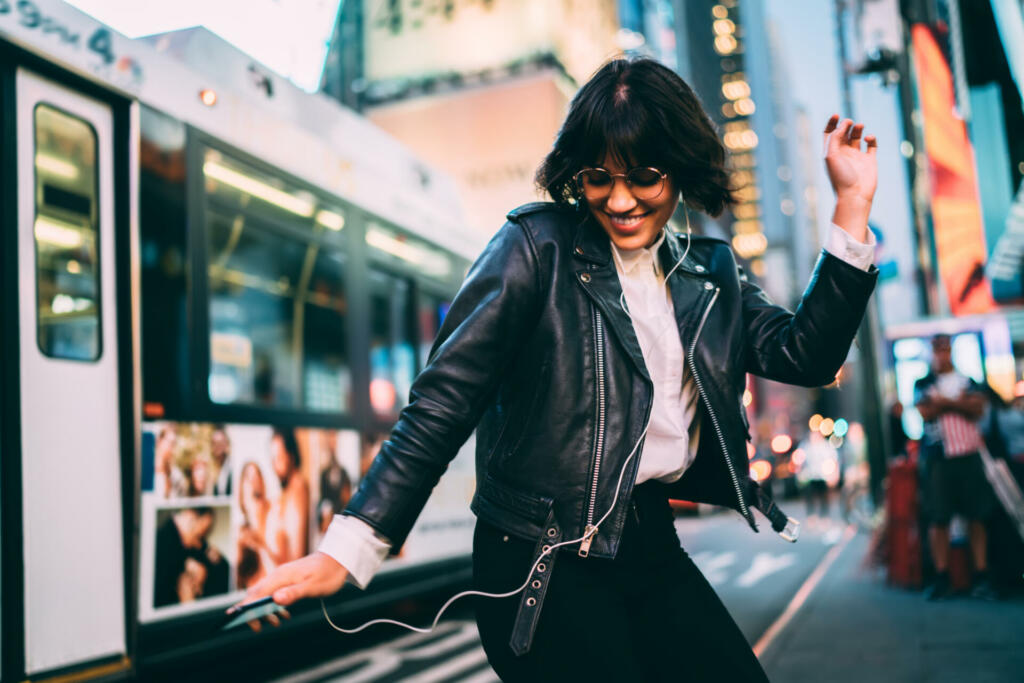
[204, 149, 350, 413]
[33, 104, 101, 361]
[366, 222, 452, 279]
[369, 269, 416, 420]
[203, 148, 319, 226]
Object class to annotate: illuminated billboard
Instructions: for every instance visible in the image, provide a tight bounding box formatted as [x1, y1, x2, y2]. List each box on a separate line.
[911, 24, 995, 316]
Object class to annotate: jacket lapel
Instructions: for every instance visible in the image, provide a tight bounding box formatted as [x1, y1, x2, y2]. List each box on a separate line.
[662, 230, 715, 349]
[572, 215, 650, 381]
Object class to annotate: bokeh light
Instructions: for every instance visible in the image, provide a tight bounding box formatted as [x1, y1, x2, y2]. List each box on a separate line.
[771, 434, 792, 453]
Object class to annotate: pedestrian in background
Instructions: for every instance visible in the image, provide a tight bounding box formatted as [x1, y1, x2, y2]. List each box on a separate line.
[235, 57, 879, 681]
[797, 430, 837, 526]
[914, 334, 998, 601]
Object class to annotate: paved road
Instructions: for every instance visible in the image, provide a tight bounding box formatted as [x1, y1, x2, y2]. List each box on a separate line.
[676, 511, 845, 643]
[274, 508, 850, 682]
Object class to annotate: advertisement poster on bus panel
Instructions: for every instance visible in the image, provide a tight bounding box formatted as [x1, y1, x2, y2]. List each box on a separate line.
[138, 422, 476, 622]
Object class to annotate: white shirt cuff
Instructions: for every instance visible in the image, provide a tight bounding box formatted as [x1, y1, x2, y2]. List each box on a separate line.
[317, 514, 392, 589]
[825, 223, 875, 272]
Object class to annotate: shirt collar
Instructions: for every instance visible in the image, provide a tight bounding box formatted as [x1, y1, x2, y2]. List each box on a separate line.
[611, 230, 666, 276]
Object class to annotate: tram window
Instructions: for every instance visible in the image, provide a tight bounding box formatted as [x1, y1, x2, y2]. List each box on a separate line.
[417, 293, 451, 368]
[33, 104, 101, 361]
[369, 269, 416, 419]
[204, 151, 351, 413]
[366, 222, 452, 279]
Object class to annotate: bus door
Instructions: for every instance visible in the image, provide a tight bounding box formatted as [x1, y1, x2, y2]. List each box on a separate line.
[13, 68, 126, 677]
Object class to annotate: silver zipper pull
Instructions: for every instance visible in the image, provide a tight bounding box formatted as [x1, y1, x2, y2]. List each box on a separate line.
[578, 524, 598, 557]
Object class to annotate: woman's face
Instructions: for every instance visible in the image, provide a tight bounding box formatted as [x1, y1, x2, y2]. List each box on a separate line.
[272, 436, 292, 479]
[584, 154, 679, 251]
[241, 463, 265, 505]
[191, 459, 209, 493]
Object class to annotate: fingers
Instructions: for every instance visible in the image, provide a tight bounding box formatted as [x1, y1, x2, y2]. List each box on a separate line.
[846, 123, 864, 148]
[244, 564, 298, 604]
[826, 118, 852, 157]
[825, 116, 878, 154]
[273, 576, 315, 606]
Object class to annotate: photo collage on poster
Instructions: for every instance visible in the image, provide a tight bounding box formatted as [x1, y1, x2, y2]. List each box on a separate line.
[138, 422, 361, 621]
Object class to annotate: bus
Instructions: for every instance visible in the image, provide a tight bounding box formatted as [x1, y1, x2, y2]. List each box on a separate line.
[0, 2, 484, 679]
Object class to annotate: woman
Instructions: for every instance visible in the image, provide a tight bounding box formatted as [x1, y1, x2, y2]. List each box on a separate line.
[264, 427, 310, 564]
[238, 58, 878, 680]
[236, 461, 271, 589]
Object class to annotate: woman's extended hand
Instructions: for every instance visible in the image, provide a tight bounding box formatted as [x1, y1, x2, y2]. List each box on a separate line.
[233, 551, 349, 631]
[824, 114, 877, 242]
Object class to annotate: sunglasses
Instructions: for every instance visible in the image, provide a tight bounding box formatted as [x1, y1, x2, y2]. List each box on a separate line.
[573, 166, 668, 201]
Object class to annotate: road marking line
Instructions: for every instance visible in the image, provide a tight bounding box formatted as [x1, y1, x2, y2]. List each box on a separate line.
[394, 647, 491, 683]
[451, 666, 501, 683]
[275, 621, 468, 682]
[691, 550, 737, 585]
[752, 524, 856, 659]
[400, 624, 480, 658]
[735, 552, 797, 588]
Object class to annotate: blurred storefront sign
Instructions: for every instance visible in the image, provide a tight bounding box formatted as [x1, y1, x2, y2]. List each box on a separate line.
[887, 312, 1016, 436]
[984, 0, 1024, 301]
[987, 184, 1024, 299]
[363, 0, 619, 88]
[911, 24, 996, 316]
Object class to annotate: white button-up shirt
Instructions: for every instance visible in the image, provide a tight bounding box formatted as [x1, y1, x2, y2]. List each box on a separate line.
[320, 224, 877, 588]
[611, 231, 701, 484]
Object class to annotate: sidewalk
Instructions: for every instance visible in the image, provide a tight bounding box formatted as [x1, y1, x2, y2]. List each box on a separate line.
[758, 529, 1024, 683]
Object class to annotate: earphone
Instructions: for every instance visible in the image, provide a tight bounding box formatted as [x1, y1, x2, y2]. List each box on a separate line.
[320, 197, 693, 636]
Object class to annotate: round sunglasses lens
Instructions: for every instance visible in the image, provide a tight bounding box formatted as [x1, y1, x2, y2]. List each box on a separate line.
[628, 168, 662, 187]
[629, 169, 664, 199]
[580, 169, 612, 188]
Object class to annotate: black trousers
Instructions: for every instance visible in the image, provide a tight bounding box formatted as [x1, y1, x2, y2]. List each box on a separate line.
[472, 483, 770, 682]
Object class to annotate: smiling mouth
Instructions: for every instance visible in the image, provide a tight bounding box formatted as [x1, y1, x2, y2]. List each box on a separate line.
[606, 211, 651, 227]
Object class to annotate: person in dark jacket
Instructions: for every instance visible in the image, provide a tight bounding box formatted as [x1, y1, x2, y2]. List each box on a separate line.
[236, 58, 879, 681]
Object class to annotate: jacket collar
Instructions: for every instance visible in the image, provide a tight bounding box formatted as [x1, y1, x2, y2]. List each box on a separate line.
[659, 229, 714, 280]
[571, 212, 713, 280]
[571, 211, 612, 266]
[572, 215, 718, 382]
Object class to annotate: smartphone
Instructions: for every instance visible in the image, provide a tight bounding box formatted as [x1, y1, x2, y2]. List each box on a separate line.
[220, 596, 287, 631]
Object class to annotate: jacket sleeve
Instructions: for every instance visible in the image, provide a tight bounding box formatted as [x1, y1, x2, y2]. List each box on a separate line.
[741, 250, 878, 387]
[343, 220, 543, 548]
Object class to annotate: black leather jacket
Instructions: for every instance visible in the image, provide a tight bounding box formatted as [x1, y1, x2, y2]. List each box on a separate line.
[347, 202, 877, 558]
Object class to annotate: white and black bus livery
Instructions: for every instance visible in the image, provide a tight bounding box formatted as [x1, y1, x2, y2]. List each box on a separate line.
[0, 1, 483, 679]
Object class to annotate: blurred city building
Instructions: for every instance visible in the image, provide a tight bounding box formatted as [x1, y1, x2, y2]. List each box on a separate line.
[321, 0, 621, 236]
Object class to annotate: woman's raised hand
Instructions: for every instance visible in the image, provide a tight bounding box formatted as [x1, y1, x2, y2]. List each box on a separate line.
[824, 114, 878, 241]
[233, 552, 349, 631]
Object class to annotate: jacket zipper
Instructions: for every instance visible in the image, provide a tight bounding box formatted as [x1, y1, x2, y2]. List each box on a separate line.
[686, 287, 750, 522]
[579, 305, 607, 557]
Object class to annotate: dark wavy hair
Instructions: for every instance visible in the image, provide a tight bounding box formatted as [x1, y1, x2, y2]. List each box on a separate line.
[271, 426, 301, 470]
[535, 57, 735, 217]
